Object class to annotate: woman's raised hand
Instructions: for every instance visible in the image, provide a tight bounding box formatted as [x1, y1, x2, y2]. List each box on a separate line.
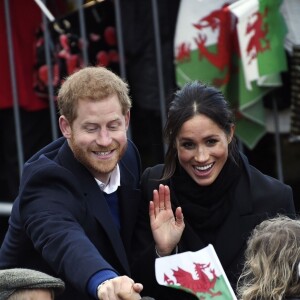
[149, 184, 185, 256]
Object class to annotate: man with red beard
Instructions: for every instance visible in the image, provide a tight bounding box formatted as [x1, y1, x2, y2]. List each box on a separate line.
[0, 67, 143, 300]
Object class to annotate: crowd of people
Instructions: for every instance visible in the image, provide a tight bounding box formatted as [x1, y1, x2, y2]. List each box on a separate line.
[0, 2, 300, 300]
[0, 66, 298, 300]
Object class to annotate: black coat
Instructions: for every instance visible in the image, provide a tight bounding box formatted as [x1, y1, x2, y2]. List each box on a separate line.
[0, 137, 141, 300]
[131, 153, 295, 300]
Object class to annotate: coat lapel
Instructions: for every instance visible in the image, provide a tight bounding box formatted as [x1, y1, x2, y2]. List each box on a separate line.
[86, 188, 130, 274]
[118, 157, 141, 256]
[118, 187, 141, 254]
[213, 156, 262, 269]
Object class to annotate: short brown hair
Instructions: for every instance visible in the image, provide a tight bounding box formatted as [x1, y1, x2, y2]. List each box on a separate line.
[57, 67, 131, 124]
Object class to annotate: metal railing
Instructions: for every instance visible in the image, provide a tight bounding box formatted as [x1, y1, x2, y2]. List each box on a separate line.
[0, 203, 12, 216]
[0, 0, 288, 217]
[0, 0, 167, 216]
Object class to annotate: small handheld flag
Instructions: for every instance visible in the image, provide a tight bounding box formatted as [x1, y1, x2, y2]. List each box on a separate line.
[155, 244, 237, 300]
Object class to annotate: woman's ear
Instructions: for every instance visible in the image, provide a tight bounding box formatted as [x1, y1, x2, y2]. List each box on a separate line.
[59, 115, 72, 139]
[228, 124, 235, 143]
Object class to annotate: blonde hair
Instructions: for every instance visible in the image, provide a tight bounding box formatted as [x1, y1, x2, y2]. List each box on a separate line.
[237, 215, 300, 300]
[57, 66, 131, 125]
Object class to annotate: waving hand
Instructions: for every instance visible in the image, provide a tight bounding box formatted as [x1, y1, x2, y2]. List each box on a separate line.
[149, 184, 185, 256]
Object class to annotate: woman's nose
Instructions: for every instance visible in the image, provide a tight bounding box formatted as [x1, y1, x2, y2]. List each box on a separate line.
[194, 147, 209, 162]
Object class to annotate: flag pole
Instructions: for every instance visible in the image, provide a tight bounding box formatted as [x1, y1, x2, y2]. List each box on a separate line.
[151, 0, 167, 154]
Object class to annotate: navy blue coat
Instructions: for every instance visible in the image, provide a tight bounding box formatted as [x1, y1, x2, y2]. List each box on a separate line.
[0, 137, 141, 300]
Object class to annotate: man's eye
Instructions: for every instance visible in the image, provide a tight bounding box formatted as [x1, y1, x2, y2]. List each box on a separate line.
[86, 127, 97, 132]
[109, 123, 120, 130]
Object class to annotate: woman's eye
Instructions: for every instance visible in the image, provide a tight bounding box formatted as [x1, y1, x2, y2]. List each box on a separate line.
[182, 142, 194, 149]
[207, 139, 217, 146]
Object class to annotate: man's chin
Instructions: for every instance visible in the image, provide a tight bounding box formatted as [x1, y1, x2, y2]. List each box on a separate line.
[93, 158, 119, 174]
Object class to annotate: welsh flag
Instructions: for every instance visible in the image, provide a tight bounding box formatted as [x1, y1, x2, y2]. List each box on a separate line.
[155, 244, 237, 299]
[174, 0, 287, 149]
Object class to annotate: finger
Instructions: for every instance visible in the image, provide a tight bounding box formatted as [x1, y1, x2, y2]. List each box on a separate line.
[116, 281, 141, 300]
[164, 185, 171, 211]
[158, 184, 166, 211]
[132, 283, 143, 293]
[107, 286, 116, 300]
[175, 207, 185, 226]
[98, 280, 113, 300]
[152, 189, 160, 216]
[149, 201, 155, 223]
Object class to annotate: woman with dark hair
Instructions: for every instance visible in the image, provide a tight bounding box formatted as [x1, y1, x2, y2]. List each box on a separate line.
[237, 215, 300, 300]
[131, 81, 295, 300]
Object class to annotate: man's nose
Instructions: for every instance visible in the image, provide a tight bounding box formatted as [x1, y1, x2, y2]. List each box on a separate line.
[96, 129, 112, 146]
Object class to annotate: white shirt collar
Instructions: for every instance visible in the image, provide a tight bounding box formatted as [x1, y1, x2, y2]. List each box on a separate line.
[94, 164, 120, 194]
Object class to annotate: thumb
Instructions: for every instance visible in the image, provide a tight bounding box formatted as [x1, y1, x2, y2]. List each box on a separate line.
[132, 283, 143, 293]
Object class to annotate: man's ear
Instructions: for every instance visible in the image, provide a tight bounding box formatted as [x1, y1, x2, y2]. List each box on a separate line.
[59, 116, 72, 139]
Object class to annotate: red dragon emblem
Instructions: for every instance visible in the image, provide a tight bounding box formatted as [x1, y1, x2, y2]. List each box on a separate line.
[245, 7, 270, 64]
[176, 3, 271, 89]
[164, 262, 222, 298]
[176, 42, 191, 63]
[191, 3, 235, 87]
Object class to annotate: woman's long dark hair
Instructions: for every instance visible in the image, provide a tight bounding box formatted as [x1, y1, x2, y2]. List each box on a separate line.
[162, 81, 239, 180]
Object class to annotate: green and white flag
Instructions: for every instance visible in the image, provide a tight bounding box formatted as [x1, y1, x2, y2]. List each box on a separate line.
[174, 0, 287, 149]
[155, 244, 237, 300]
[228, 0, 287, 90]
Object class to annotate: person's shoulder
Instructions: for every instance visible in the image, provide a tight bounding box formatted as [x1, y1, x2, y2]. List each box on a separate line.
[120, 139, 141, 171]
[121, 139, 141, 164]
[236, 154, 295, 215]
[141, 164, 165, 200]
[127, 139, 139, 152]
[142, 164, 164, 180]
[239, 152, 293, 206]
[141, 164, 166, 188]
[21, 138, 69, 181]
[240, 152, 289, 188]
[248, 161, 290, 190]
[25, 137, 65, 165]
